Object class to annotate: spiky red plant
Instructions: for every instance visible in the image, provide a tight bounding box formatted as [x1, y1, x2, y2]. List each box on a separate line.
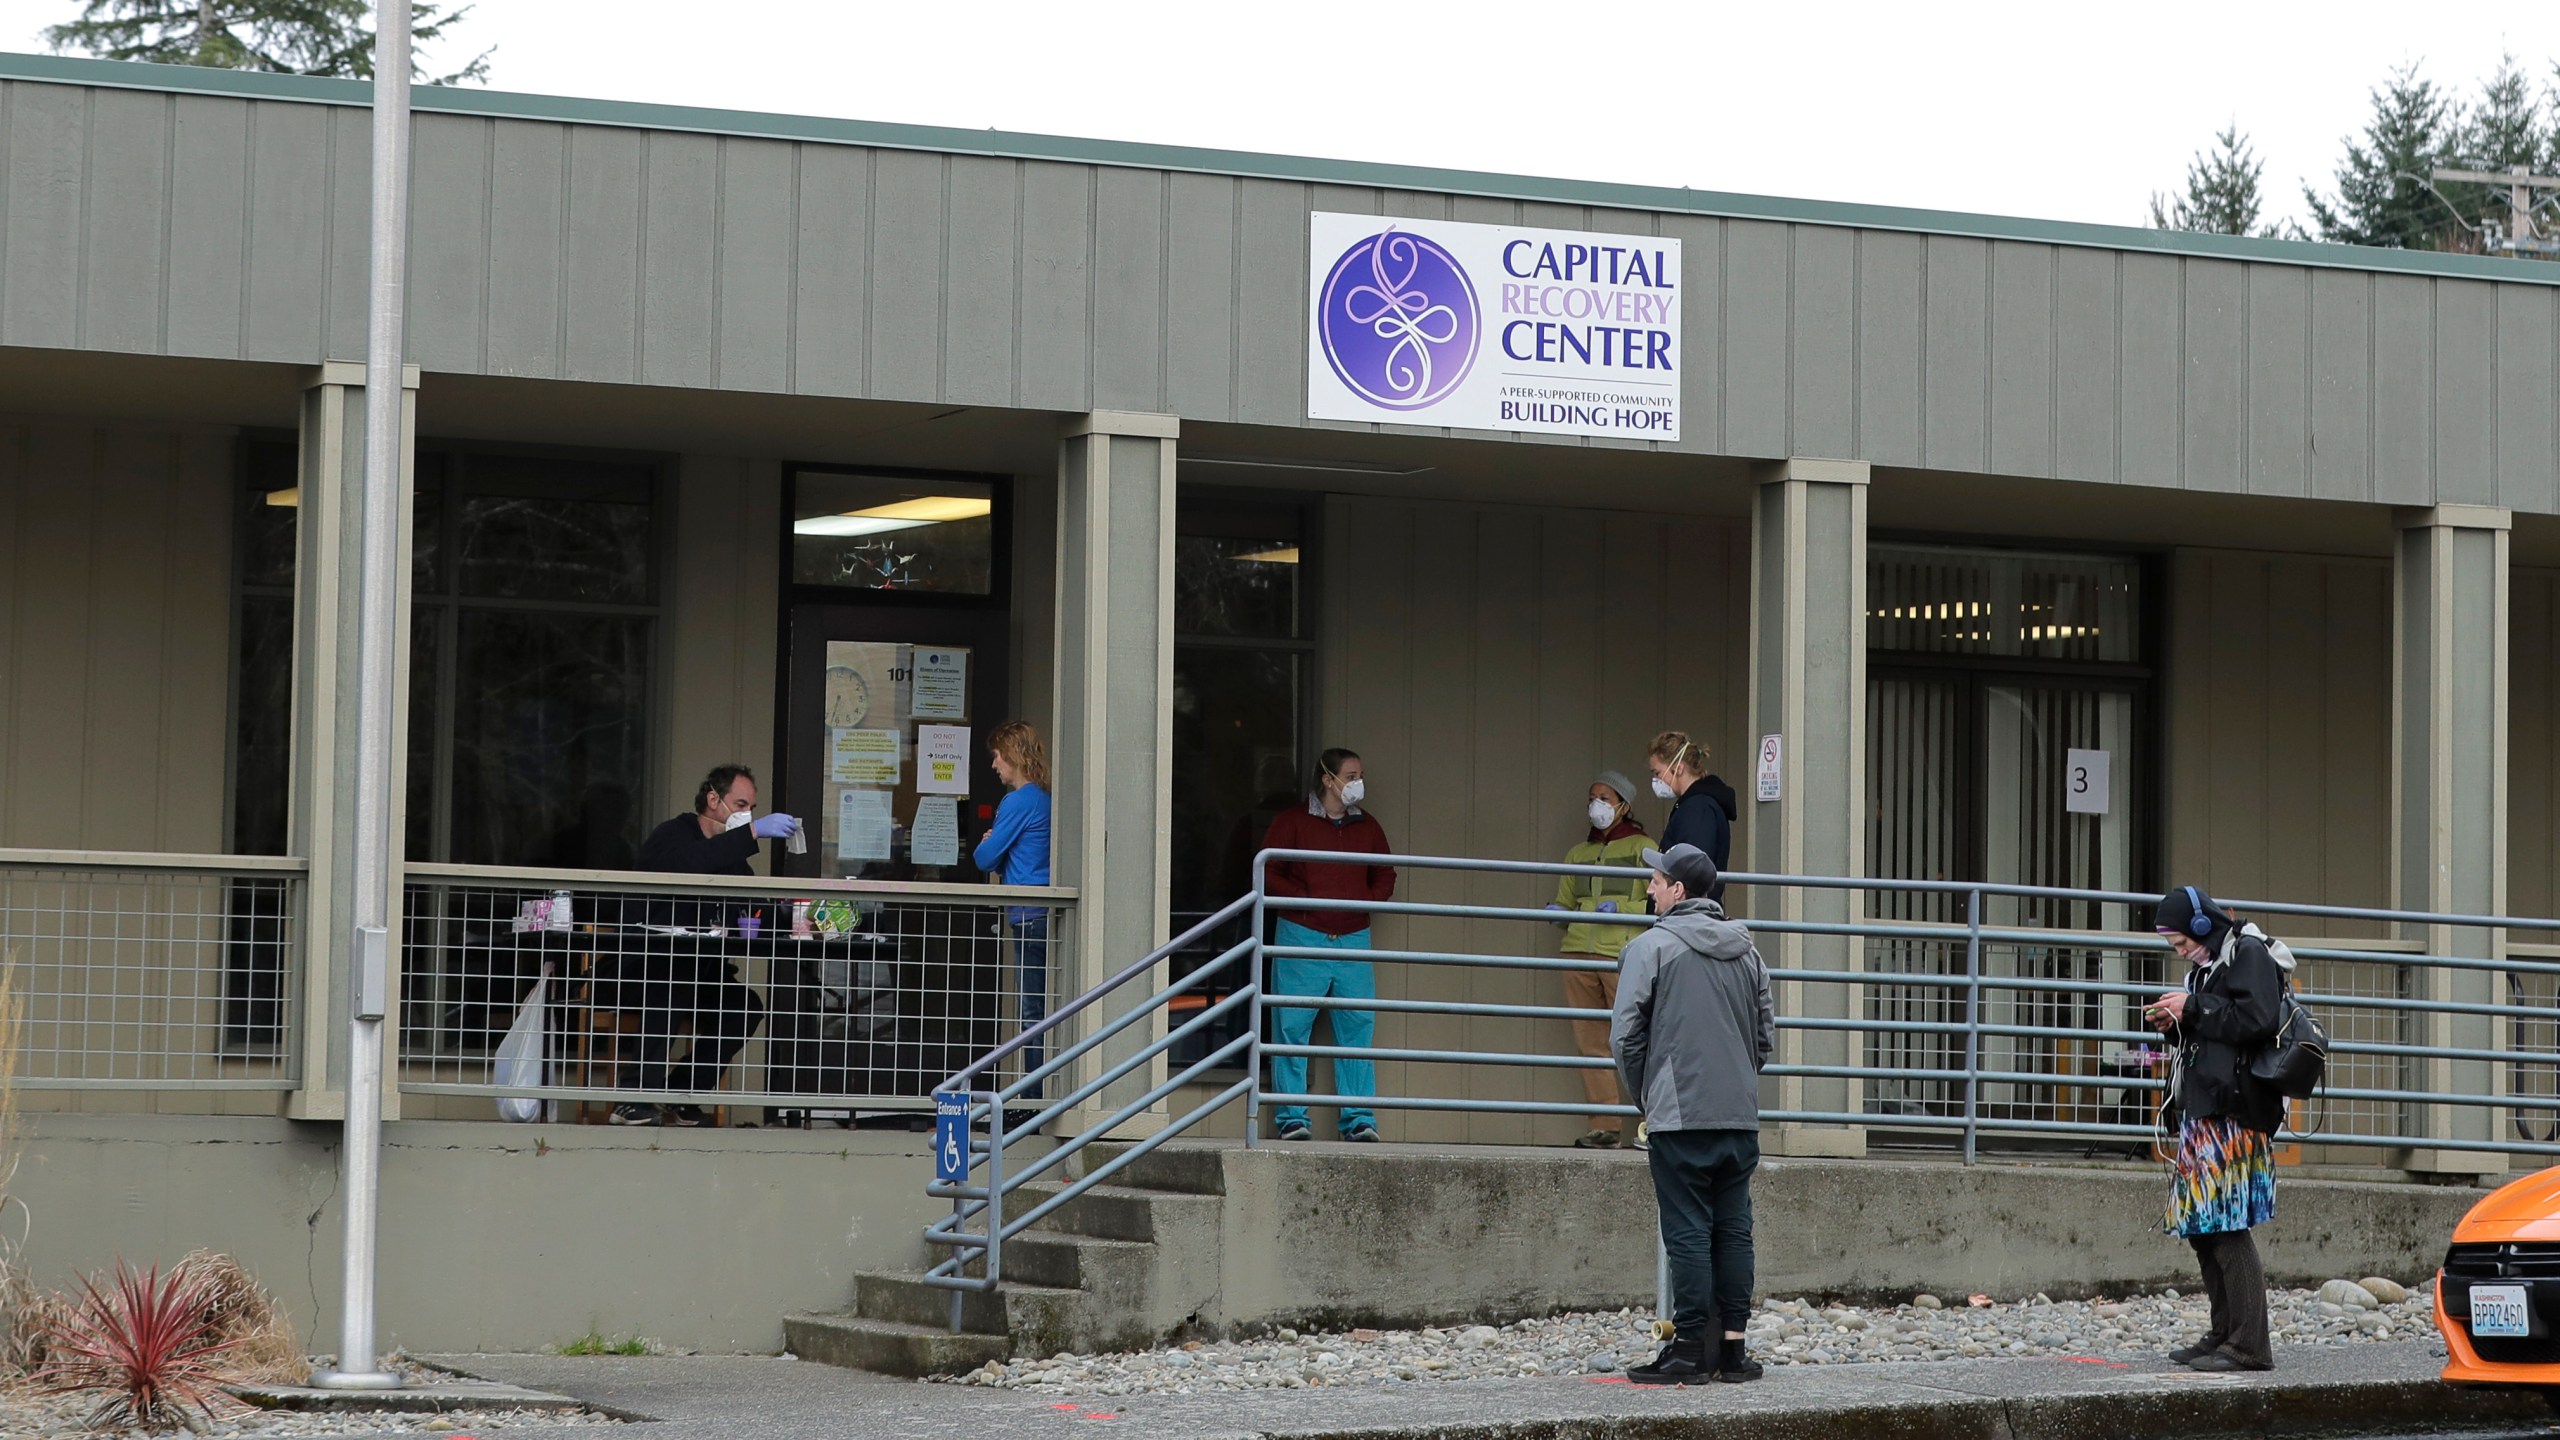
[32, 1260, 246, 1430]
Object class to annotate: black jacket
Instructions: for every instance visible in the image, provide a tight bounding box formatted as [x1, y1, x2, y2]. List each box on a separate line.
[635, 813, 761, 936]
[1663, 778, 1734, 870]
[2168, 924, 2286, 1133]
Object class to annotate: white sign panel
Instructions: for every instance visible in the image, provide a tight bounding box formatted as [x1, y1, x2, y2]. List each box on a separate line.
[910, 795, 962, 866]
[2066, 748, 2112, 816]
[1307, 213, 1680, 440]
[1756, 734, 1783, 803]
[917, 724, 971, 795]
[913, 648, 968, 720]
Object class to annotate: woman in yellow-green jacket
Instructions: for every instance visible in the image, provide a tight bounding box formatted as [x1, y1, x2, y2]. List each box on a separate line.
[1547, 770, 1651, 1148]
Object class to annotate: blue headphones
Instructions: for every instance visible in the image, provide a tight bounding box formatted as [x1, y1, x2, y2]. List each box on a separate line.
[2181, 885, 2214, 938]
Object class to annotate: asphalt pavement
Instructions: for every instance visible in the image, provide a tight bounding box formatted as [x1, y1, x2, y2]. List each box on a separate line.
[283, 1339, 2559, 1440]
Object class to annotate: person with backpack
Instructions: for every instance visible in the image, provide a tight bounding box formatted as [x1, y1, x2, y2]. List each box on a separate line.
[1545, 770, 1650, 1148]
[2145, 884, 2285, 1373]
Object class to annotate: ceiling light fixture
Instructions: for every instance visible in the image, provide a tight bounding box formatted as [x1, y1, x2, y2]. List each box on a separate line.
[794, 493, 992, 538]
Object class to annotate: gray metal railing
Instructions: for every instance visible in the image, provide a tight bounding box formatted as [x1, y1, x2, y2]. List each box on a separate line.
[0, 849, 307, 1091]
[920, 848, 2560, 1327]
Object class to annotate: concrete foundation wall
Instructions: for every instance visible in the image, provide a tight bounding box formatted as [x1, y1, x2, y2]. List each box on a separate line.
[1197, 1145, 2480, 1333]
[6, 1115, 948, 1354]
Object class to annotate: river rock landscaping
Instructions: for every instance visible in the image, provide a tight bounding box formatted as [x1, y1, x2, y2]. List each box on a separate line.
[941, 1278, 2446, 1396]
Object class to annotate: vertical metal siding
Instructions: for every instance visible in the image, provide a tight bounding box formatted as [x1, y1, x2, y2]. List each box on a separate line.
[711, 137, 795, 396]
[11, 77, 2560, 512]
[1922, 236, 1989, 472]
[1791, 224, 1856, 459]
[939, 154, 1019, 409]
[485, 119, 565, 377]
[1987, 240, 2055, 478]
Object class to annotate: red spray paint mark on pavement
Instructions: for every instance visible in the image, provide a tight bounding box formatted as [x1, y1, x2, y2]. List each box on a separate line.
[2066, 1357, 2130, 1368]
[1051, 1403, 1082, 1410]
[1583, 1375, 1630, 1384]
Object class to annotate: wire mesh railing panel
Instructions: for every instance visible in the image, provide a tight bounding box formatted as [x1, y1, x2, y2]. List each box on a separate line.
[395, 870, 1073, 1126]
[2295, 945, 2420, 1143]
[0, 859, 302, 1088]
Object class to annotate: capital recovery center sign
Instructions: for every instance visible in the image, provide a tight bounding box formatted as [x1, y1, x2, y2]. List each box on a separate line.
[1306, 212, 1681, 441]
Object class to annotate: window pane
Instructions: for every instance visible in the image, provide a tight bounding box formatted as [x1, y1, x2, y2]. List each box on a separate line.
[407, 607, 441, 861]
[230, 595, 296, 855]
[1174, 536, 1301, 639]
[1170, 647, 1302, 917]
[792, 473, 994, 595]
[456, 493, 652, 603]
[241, 442, 299, 590]
[445, 611, 652, 867]
[413, 452, 446, 592]
[1868, 544, 2142, 663]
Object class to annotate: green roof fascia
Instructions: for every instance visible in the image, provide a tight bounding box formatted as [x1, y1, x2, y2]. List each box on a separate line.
[10, 48, 2560, 287]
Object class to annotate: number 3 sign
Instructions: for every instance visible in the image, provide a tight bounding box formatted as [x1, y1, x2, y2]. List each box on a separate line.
[2065, 749, 2111, 816]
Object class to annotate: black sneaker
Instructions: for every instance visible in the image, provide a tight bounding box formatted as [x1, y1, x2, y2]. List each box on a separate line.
[2166, 1337, 2224, 1365]
[662, 1104, 710, 1128]
[2184, 1347, 2271, 1373]
[608, 1103, 660, 1126]
[1628, 1335, 1712, 1385]
[1714, 1337, 1764, 1383]
[1276, 1119, 1312, 1141]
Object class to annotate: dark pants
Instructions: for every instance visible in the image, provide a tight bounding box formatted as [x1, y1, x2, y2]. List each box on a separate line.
[618, 971, 766, 1095]
[1648, 1128, 1759, 1336]
[2189, 1230, 2272, 1365]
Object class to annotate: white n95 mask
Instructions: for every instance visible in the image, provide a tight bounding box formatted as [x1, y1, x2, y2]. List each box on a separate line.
[724, 808, 753, 831]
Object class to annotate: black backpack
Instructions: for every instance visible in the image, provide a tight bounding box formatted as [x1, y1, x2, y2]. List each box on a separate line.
[2236, 923, 2328, 1100]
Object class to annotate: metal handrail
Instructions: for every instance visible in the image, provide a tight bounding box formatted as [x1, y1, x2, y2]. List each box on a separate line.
[0, 848, 311, 873]
[403, 859, 1074, 904]
[921, 846, 2560, 1334]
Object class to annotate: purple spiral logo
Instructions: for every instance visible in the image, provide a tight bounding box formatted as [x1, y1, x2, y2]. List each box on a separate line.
[1316, 228, 1479, 411]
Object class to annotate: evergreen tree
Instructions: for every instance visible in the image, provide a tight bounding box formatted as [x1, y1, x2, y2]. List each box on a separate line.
[2303, 64, 2464, 250]
[46, 1, 491, 85]
[2150, 125, 2275, 236]
[2437, 55, 2560, 248]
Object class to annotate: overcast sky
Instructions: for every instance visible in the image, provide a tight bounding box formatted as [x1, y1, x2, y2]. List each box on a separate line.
[7, 1, 2560, 234]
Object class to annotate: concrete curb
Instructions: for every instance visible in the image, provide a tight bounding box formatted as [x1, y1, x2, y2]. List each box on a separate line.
[1274, 1374, 2549, 1440]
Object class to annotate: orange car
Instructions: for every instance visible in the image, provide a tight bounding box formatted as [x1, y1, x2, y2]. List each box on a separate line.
[2438, 1164, 2560, 1394]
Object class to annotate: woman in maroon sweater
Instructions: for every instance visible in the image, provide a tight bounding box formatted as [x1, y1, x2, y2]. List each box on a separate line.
[1259, 748, 1397, 1141]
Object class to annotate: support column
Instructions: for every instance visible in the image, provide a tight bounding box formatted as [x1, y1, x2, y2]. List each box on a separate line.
[286, 361, 419, 1122]
[2393, 504, 2510, 1178]
[1747, 457, 1869, 1158]
[1052, 411, 1177, 1128]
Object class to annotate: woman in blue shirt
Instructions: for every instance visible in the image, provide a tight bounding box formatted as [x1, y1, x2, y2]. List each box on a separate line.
[973, 721, 1054, 1094]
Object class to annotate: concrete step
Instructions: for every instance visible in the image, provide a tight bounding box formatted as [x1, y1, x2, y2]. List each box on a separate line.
[1015, 1181, 1222, 1243]
[1081, 1139, 1230, 1195]
[782, 1312, 1008, 1378]
[853, 1269, 1082, 1338]
[999, 1230, 1157, 1291]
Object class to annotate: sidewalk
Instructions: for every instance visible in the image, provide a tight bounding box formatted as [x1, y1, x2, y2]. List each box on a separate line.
[387, 1341, 2548, 1440]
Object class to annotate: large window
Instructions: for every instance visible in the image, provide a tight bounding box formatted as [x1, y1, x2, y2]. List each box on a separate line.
[228, 442, 662, 867]
[1862, 542, 2158, 1134]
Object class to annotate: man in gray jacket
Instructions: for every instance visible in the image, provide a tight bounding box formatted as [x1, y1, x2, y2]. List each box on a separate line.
[1612, 842, 1775, 1385]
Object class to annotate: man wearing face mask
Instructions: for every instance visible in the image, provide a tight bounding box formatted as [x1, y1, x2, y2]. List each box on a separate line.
[1545, 771, 1650, 1148]
[607, 765, 799, 1125]
[1259, 748, 1396, 1142]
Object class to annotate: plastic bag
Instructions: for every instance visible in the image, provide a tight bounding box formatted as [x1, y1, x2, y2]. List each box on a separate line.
[495, 967, 550, 1123]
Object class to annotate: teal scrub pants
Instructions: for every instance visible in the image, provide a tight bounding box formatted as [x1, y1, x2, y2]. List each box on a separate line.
[1268, 918, 1377, 1133]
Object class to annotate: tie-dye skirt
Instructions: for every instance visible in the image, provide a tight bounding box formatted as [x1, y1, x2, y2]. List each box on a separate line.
[2164, 1114, 2277, 1237]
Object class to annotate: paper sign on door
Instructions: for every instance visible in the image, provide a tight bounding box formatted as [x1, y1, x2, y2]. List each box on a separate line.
[917, 724, 970, 794]
[2066, 749, 2112, 816]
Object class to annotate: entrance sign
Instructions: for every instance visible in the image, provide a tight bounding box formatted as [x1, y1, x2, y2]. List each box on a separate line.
[2066, 748, 2112, 816]
[933, 1089, 970, 1183]
[1756, 735, 1783, 803]
[1308, 213, 1681, 440]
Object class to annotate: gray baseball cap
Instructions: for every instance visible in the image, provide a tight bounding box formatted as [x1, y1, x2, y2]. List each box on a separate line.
[1641, 843, 1719, 897]
[1593, 770, 1640, 808]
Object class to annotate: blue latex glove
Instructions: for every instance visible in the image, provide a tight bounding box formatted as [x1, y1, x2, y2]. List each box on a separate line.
[1595, 900, 1620, 914]
[1544, 902, 1565, 910]
[751, 813, 800, 840]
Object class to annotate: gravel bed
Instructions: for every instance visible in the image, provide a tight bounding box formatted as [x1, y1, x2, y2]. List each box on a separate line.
[943, 1278, 2447, 1396]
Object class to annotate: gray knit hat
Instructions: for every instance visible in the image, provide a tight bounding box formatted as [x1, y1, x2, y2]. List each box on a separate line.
[1594, 770, 1640, 809]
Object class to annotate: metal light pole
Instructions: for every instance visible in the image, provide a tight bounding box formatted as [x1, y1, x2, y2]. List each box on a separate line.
[308, 0, 411, 1392]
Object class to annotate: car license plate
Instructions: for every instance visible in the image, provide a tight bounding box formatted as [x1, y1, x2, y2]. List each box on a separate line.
[2472, 1283, 2532, 1338]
